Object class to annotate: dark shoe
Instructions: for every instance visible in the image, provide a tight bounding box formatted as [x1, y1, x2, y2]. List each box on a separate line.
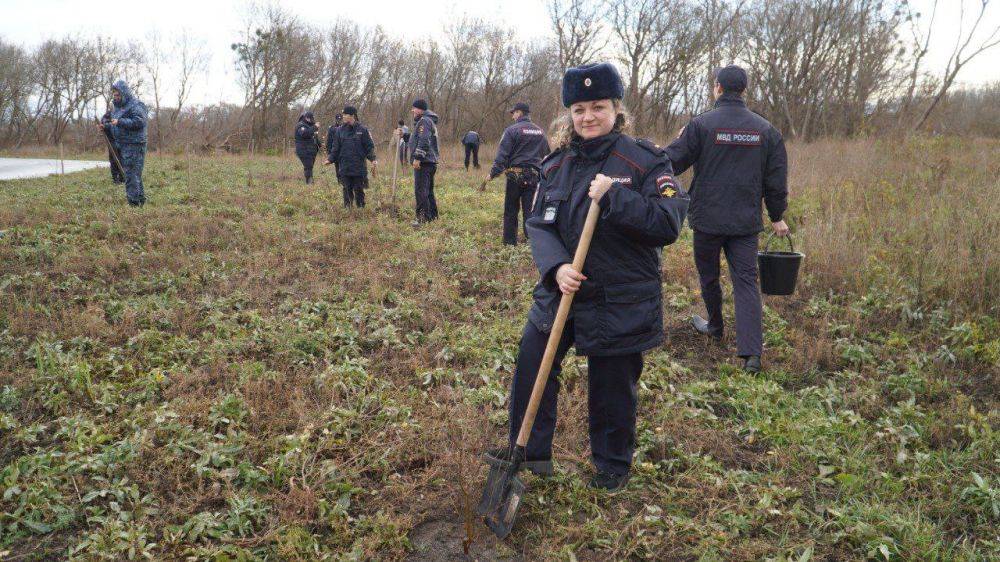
[742, 355, 762, 373]
[691, 315, 722, 340]
[484, 448, 554, 476]
[589, 471, 630, 494]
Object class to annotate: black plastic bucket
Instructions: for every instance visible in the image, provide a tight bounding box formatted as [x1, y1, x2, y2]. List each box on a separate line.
[758, 234, 804, 296]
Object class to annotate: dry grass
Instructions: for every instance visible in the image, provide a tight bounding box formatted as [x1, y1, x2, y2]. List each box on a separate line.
[0, 138, 997, 560]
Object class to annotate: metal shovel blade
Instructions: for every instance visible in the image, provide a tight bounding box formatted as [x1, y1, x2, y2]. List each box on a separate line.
[477, 459, 526, 539]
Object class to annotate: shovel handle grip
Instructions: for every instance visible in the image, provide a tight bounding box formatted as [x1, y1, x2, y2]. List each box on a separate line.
[516, 199, 601, 447]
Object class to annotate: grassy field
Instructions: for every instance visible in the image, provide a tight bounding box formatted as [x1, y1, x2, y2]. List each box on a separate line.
[1, 138, 997, 560]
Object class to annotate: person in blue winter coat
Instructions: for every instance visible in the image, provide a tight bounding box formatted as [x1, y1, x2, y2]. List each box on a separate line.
[294, 111, 322, 184]
[98, 80, 147, 206]
[484, 63, 689, 493]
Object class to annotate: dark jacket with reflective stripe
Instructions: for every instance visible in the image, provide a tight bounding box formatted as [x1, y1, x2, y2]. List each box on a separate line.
[665, 93, 787, 236]
[328, 121, 376, 178]
[526, 132, 689, 356]
[490, 116, 551, 178]
[408, 110, 439, 164]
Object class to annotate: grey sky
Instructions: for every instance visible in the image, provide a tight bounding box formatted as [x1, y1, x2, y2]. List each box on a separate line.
[1, 0, 998, 106]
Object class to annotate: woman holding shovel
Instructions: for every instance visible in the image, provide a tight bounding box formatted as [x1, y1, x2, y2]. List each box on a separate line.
[484, 63, 689, 494]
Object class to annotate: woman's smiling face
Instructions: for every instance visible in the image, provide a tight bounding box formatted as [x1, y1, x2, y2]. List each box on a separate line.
[571, 99, 616, 140]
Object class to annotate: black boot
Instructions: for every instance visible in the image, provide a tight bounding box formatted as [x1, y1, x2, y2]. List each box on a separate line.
[691, 315, 722, 340]
[742, 355, 762, 373]
[589, 471, 630, 494]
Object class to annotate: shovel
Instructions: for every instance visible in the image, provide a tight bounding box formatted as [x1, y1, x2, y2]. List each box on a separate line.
[477, 198, 602, 539]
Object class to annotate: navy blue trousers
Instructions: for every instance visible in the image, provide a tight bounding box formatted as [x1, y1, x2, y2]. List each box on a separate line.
[413, 163, 438, 222]
[693, 230, 763, 357]
[120, 143, 146, 205]
[508, 318, 643, 476]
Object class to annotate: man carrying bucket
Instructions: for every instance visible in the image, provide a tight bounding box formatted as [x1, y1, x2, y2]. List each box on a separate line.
[666, 65, 788, 373]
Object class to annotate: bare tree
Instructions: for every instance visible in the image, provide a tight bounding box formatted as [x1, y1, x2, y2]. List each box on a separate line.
[548, 0, 608, 70]
[914, 0, 1000, 130]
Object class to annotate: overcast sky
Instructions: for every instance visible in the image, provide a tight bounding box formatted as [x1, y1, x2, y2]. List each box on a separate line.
[2, 0, 998, 106]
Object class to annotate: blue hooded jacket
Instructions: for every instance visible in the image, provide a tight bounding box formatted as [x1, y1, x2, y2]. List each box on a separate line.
[109, 80, 147, 144]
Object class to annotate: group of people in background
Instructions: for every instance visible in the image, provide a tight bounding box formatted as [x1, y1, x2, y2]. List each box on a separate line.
[94, 63, 788, 494]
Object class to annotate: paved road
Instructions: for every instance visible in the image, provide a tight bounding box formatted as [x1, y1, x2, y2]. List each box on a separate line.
[0, 157, 108, 181]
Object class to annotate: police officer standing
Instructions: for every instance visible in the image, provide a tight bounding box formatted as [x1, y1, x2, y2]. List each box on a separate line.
[97, 80, 147, 207]
[461, 129, 481, 170]
[408, 98, 440, 226]
[326, 113, 343, 180]
[294, 111, 322, 184]
[665, 65, 789, 373]
[326, 106, 377, 208]
[485, 63, 688, 492]
[486, 102, 551, 245]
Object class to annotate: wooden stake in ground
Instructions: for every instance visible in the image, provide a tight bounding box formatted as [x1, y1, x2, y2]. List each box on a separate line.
[59, 142, 65, 175]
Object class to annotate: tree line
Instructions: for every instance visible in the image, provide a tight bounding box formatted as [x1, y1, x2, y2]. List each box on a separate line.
[1, 0, 998, 152]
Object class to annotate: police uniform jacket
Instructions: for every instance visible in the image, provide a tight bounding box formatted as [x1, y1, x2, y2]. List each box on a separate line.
[408, 111, 440, 164]
[490, 116, 551, 178]
[294, 120, 321, 158]
[462, 131, 481, 146]
[328, 122, 376, 178]
[526, 132, 689, 356]
[665, 93, 787, 236]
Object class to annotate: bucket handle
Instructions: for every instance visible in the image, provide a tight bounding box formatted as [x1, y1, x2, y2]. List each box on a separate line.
[763, 232, 795, 253]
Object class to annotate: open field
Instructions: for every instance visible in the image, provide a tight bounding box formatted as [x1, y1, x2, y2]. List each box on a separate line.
[1, 138, 998, 560]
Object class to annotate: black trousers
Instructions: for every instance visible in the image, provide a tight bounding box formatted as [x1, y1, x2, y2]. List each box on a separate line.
[413, 162, 438, 222]
[297, 153, 316, 183]
[398, 141, 408, 164]
[508, 319, 643, 476]
[503, 172, 538, 245]
[463, 143, 480, 169]
[693, 230, 763, 357]
[342, 175, 366, 208]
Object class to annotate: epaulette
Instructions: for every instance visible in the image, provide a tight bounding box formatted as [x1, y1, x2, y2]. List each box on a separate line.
[634, 137, 666, 157]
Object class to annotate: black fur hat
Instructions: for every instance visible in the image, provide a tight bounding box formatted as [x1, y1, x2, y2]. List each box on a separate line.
[561, 63, 625, 108]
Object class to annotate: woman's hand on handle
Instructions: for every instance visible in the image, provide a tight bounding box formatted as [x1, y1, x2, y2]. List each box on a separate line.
[555, 264, 587, 295]
[589, 174, 614, 202]
[771, 220, 789, 237]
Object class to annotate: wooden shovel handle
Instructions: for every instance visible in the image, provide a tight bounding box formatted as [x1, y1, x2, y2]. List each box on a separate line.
[516, 199, 601, 447]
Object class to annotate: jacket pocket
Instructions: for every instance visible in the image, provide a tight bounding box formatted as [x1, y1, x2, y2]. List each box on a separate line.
[602, 280, 661, 340]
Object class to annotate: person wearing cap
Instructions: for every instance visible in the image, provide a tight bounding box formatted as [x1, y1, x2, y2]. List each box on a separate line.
[461, 130, 481, 170]
[294, 111, 322, 184]
[665, 65, 789, 374]
[325, 105, 377, 208]
[407, 98, 440, 225]
[484, 63, 689, 492]
[486, 102, 551, 245]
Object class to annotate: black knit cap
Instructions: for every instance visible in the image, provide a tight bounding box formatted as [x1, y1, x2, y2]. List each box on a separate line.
[715, 65, 748, 93]
[510, 102, 530, 114]
[561, 62, 625, 107]
[412, 98, 428, 111]
[343, 105, 358, 117]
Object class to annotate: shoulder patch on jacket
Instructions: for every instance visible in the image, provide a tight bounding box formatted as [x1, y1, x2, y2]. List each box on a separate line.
[541, 148, 567, 175]
[634, 137, 666, 156]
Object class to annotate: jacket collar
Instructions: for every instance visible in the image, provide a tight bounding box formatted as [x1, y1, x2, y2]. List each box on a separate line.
[714, 92, 746, 108]
[515, 116, 531, 124]
[569, 132, 620, 162]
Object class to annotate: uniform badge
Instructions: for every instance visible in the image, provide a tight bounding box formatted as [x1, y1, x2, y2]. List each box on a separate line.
[656, 175, 677, 197]
[543, 205, 557, 221]
[584, 78, 592, 87]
